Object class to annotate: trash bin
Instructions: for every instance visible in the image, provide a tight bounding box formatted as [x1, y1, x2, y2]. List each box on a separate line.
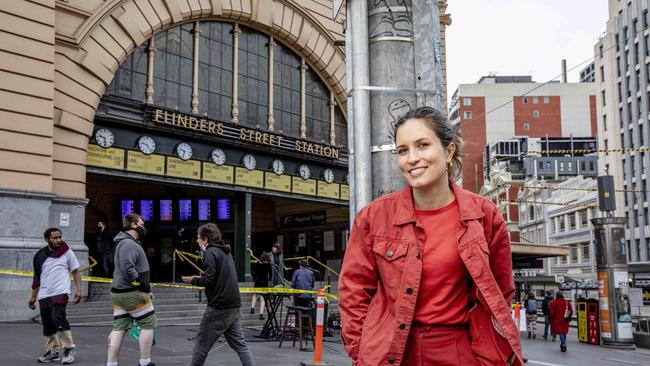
[577, 299, 588, 343]
[586, 298, 600, 345]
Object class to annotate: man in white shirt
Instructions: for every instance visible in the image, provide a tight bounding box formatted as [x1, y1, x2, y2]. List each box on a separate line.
[29, 227, 82, 364]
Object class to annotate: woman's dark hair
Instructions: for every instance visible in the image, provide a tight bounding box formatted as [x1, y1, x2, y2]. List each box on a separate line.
[393, 106, 463, 179]
[555, 291, 565, 299]
[197, 223, 222, 242]
[528, 291, 536, 299]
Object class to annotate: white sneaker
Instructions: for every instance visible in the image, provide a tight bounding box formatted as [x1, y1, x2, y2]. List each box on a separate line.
[61, 348, 75, 364]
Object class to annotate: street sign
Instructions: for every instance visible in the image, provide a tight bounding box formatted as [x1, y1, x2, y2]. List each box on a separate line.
[555, 274, 565, 283]
[333, 0, 345, 21]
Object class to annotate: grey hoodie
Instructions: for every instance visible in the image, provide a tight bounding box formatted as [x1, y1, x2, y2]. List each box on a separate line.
[111, 231, 151, 293]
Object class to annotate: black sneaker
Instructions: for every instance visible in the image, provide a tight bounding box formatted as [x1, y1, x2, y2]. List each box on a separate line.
[61, 348, 75, 364]
[37, 351, 60, 363]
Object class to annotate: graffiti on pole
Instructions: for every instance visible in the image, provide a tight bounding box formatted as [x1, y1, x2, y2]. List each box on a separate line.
[369, 0, 413, 39]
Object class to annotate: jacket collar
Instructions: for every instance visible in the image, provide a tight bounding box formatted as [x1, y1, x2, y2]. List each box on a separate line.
[393, 181, 486, 226]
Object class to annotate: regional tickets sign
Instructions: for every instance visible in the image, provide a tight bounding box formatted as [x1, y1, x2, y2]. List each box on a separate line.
[167, 157, 200, 179]
[127, 151, 164, 175]
[87, 145, 125, 169]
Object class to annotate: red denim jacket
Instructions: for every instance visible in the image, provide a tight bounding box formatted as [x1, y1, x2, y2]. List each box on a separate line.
[339, 182, 523, 366]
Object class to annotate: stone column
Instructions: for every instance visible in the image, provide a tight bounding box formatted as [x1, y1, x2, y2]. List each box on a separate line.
[267, 37, 276, 131]
[330, 92, 337, 145]
[234, 192, 252, 281]
[231, 24, 241, 123]
[300, 58, 307, 139]
[191, 21, 200, 113]
[145, 37, 155, 104]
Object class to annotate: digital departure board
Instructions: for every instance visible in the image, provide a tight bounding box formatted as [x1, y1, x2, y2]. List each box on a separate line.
[160, 199, 173, 221]
[179, 199, 192, 221]
[140, 200, 154, 221]
[198, 199, 211, 221]
[121, 200, 134, 219]
[216, 198, 231, 221]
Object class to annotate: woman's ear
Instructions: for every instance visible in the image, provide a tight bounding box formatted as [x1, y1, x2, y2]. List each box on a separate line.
[447, 142, 456, 162]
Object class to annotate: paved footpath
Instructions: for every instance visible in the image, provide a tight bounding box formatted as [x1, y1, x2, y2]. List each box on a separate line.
[3, 323, 650, 365]
[0, 324, 352, 366]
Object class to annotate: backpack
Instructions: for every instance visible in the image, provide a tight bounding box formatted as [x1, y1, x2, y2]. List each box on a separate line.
[526, 299, 538, 314]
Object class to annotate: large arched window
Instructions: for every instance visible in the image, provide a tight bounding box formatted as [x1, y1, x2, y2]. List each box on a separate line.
[198, 21, 233, 122]
[102, 21, 346, 148]
[273, 42, 301, 136]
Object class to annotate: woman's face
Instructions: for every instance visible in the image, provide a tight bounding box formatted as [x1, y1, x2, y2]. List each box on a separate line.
[395, 118, 453, 192]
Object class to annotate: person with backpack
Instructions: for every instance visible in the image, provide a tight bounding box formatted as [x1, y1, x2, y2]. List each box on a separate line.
[524, 291, 538, 339]
[541, 290, 553, 340]
[550, 292, 573, 352]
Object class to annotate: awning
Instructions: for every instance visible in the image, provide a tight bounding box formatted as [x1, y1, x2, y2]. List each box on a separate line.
[510, 242, 569, 260]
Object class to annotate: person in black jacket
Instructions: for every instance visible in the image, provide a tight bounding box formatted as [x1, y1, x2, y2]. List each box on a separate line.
[182, 223, 254, 366]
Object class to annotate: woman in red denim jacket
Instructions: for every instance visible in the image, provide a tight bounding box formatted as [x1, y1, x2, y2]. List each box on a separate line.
[339, 107, 523, 366]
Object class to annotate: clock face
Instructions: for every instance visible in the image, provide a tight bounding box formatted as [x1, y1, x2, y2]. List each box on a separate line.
[298, 164, 311, 180]
[242, 154, 256, 170]
[137, 136, 156, 155]
[94, 128, 114, 148]
[176, 142, 193, 160]
[271, 159, 285, 175]
[211, 148, 226, 165]
[323, 168, 335, 183]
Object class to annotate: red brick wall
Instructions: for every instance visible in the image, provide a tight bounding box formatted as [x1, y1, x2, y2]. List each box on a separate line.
[589, 95, 597, 137]
[513, 96, 562, 137]
[459, 97, 486, 193]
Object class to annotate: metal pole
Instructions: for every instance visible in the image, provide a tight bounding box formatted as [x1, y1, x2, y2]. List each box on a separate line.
[346, 0, 356, 224]
[350, 0, 372, 213]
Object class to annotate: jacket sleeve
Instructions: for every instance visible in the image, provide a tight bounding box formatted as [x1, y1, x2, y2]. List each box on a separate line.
[338, 211, 378, 363]
[32, 252, 42, 289]
[485, 202, 515, 304]
[192, 249, 217, 287]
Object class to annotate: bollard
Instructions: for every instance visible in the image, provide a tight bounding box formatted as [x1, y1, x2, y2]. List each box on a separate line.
[513, 303, 521, 332]
[300, 288, 331, 366]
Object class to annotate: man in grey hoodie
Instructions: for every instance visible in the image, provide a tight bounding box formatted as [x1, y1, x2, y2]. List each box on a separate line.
[106, 213, 156, 366]
[182, 223, 254, 366]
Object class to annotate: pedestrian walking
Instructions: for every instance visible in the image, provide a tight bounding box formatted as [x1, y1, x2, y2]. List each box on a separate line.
[106, 213, 156, 366]
[270, 243, 289, 286]
[250, 252, 271, 320]
[542, 290, 553, 340]
[550, 292, 573, 352]
[96, 220, 114, 276]
[524, 292, 538, 339]
[291, 259, 315, 308]
[30, 227, 82, 364]
[339, 107, 523, 366]
[182, 223, 254, 366]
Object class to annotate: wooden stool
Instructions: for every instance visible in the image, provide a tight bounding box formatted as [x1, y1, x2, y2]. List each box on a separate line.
[278, 305, 314, 350]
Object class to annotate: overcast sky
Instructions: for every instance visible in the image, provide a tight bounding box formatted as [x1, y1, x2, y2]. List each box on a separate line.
[445, 0, 609, 103]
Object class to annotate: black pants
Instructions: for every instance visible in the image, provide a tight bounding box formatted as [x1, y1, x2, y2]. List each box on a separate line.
[191, 307, 254, 366]
[39, 295, 70, 336]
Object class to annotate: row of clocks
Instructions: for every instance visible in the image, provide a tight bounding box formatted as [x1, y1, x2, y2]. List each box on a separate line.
[93, 128, 340, 183]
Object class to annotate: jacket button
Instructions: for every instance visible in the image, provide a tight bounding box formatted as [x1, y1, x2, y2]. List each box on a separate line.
[416, 252, 421, 259]
[388, 357, 395, 364]
[399, 323, 406, 329]
[386, 250, 394, 258]
[406, 288, 413, 294]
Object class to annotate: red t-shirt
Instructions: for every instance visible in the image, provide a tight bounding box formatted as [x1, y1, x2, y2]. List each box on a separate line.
[413, 200, 471, 325]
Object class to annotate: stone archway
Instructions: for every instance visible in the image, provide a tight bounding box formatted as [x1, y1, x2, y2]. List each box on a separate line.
[52, 0, 346, 199]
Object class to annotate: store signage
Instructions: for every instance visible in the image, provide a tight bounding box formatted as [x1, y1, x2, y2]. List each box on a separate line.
[235, 167, 264, 188]
[340, 184, 349, 200]
[127, 151, 164, 175]
[317, 181, 340, 199]
[202, 163, 234, 184]
[167, 157, 200, 179]
[292, 177, 316, 195]
[149, 108, 340, 159]
[87, 145, 125, 169]
[281, 211, 326, 227]
[512, 258, 543, 269]
[598, 271, 612, 338]
[264, 172, 291, 192]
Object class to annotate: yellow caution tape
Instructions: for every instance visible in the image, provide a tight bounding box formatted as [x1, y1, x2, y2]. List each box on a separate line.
[0, 269, 339, 301]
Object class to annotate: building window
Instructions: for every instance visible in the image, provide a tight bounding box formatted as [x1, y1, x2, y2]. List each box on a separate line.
[634, 18, 639, 34]
[618, 82, 622, 103]
[463, 97, 472, 106]
[464, 111, 472, 119]
[533, 96, 539, 104]
[543, 96, 550, 104]
[546, 161, 552, 171]
[273, 41, 302, 137]
[639, 96, 643, 119]
[559, 216, 565, 231]
[635, 42, 640, 65]
[560, 161, 565, 171]
[523, 96, 528, 104]
[538, 161, 544, 170]
[625, 50, 630, 71]
[616, 33, 620, 52]
[237, 27, 270, 127]
[600, 45, 604, 58]
[646, 34, 650, 57]
[603, 113, 607, 130]
[198, 21, 234, 122]
[645, 207, 649, 226]
[523, 122, 530, 131]
[533, 110, 540, 118]
[627, 76, 631, 98]
[569, 213, 576, 230]
[589, 160, 595, 170]
[582, 243, 591, 262]
[568, 161, 573, 171]
[529, 205, 535, 221]
[305, 67, 331, 142]
[624, 26, 629, 45]
[644, 10, 649, 29]
[570, 245, 578, 264]
[580, 210, 588, 227]
[617, 57, 621, 77]
[106, 43, 148, 102]
[600, 66, 605, 82]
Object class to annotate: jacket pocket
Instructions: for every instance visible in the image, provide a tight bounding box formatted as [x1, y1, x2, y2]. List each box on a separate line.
[372, 239, 409, 289]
